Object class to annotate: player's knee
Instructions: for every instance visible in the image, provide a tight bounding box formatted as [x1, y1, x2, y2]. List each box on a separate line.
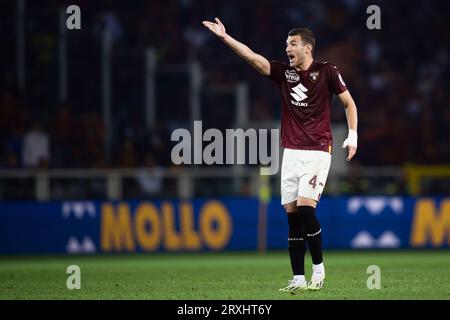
[297, 196, 317, 208]
[284, 202, 297, 213]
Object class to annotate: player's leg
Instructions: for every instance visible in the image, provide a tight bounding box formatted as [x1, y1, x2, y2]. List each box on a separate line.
[297, 150, 331, 290]
[279, 201, 307, 292]
[297, 196, 325, 289]
[279, 149, 307, 292]
[297, 197, 322, 266]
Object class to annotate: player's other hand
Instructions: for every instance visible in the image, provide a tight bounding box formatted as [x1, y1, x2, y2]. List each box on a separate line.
[342, 129, 357, 162]
[202, 17, 227, 39]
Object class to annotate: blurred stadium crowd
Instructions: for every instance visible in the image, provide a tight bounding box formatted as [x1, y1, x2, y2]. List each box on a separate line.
[0, 0, 449, 172]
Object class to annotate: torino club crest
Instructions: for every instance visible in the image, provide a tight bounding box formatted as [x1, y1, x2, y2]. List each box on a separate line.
[309, 71, 319, 82]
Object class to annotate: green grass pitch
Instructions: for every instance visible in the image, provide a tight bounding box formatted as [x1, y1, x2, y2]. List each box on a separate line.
[1, 250, 449, 300]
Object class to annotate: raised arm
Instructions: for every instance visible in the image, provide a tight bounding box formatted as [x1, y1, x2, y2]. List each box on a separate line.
[202, 18, 270, 76]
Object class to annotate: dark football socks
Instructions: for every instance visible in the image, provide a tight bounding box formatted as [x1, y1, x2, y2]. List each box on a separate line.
[287, 211, 306, 275]
[298, 205, 323, 265]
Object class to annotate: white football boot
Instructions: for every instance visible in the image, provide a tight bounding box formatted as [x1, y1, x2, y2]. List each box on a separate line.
[279, 278, 308, 293]
[308, 263, 325, 290]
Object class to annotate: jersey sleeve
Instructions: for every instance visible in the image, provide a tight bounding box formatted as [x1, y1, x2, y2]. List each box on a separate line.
[327, 63, 348, 95]
[267, 61, 287, 84]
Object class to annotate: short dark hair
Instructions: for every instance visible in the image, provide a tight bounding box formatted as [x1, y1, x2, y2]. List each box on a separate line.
[288, 28, 315, 51]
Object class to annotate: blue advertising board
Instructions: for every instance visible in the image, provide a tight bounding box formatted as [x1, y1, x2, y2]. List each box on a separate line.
[0, 197, 449, 254]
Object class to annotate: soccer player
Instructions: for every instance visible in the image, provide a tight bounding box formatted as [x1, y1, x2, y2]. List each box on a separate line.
[202, 18, 358, 292]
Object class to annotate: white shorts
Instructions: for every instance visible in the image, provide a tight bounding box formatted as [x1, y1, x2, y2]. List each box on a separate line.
[281, 148, 331, 205]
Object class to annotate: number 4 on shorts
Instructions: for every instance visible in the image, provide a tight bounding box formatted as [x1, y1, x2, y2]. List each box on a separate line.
[309, 175, 317, 188]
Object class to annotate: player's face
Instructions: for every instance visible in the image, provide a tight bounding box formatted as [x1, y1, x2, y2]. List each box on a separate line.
[286, 35, 309, 67]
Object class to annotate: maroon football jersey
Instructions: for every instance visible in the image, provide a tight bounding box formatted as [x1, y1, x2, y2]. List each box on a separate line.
[267, 60, 347, 153]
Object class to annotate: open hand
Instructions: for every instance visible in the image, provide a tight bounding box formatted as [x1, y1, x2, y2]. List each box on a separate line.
[202, 17, 227, 39]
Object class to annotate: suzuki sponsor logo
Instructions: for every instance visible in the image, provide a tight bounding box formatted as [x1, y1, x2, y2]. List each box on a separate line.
[290, 83, 309, 107]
